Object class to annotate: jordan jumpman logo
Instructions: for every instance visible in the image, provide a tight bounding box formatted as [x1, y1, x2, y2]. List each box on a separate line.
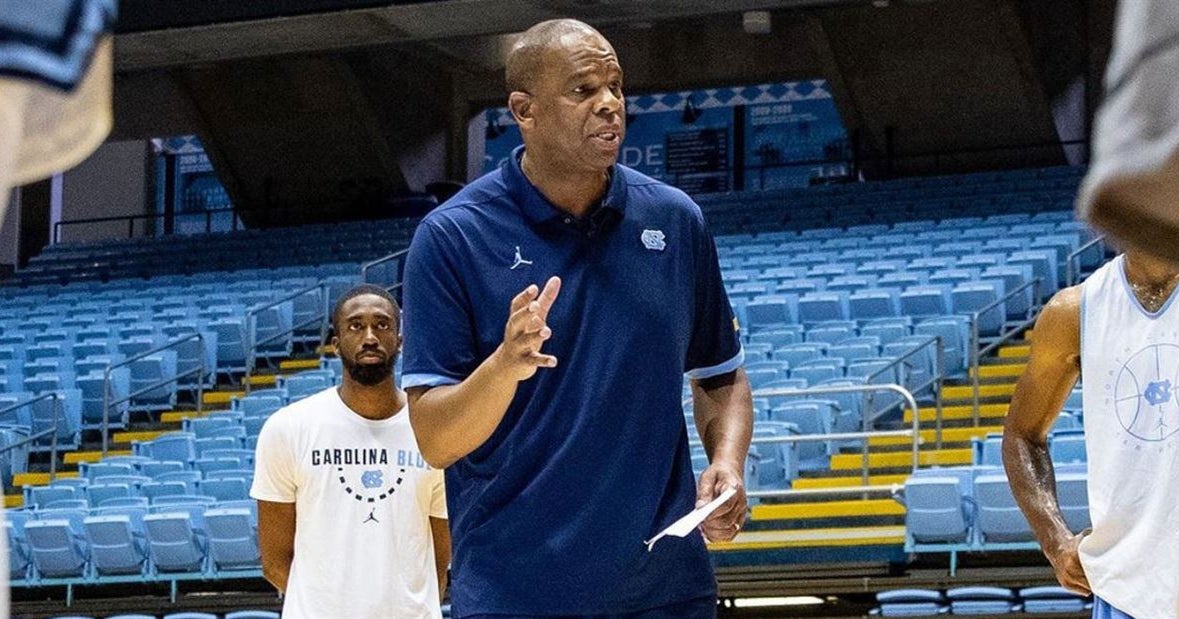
[363, 508, 379, 524]
[510, 246, 533, 270]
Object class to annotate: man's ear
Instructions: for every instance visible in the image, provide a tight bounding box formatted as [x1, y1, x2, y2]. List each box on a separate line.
[331, 335, 339, 350]
[508, 91, 534, 131]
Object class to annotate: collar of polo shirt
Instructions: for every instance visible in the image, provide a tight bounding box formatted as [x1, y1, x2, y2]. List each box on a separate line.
[502, 145, 628, 230]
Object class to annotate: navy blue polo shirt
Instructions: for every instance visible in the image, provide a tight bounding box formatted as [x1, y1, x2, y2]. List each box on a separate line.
[401, 146, 743, 616]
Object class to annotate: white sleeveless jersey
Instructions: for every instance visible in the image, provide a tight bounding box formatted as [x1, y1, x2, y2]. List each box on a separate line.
[1080, 255, 1179, 619]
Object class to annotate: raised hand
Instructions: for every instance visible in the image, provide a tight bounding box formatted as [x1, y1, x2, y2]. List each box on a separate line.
[495, 276, 561, 382]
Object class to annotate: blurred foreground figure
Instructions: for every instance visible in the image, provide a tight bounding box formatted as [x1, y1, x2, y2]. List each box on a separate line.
[1078, 0, 1179, 262]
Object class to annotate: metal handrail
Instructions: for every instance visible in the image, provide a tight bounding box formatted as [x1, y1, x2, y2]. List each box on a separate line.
[244, 282, 330, 394]
[747, 383, 922, 490]
[860, 336, 946, 448]
[0, 392, 62, 480]
[969, 278, 1043, 424]
[103, 333, 206, 455]
[1066, 235, 1108, 286]
[360, 249, 409, 286]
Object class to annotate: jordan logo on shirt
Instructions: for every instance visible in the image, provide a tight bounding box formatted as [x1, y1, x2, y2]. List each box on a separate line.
[363, 508, 379, 524]
[510, 246, 533, 270]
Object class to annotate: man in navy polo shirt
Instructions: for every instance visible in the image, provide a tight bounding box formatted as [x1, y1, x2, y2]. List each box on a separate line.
[401, 18, 753, 618]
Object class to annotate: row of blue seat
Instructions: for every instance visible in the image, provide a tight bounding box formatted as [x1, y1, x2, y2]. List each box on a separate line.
[872, 586, 1088, 616]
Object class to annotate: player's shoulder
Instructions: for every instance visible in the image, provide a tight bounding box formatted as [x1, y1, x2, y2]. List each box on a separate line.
[1044, 285, 1082, 316]
[263, 387, 339, 428]
[1032, 285, 1081, 346]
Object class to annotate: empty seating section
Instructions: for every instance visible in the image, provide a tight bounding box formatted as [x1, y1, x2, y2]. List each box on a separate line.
[871, 586, 1089, 616]
[5, 166, 1097, 605]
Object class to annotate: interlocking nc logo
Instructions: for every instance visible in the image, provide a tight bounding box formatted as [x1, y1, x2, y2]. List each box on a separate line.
[361, 470, 384, 489]
[641, 229, 666, 251]
[1144, 380, 1173, 406]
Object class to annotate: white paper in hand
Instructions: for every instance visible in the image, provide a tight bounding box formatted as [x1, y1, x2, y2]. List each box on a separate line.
[644, 487, 737, 552]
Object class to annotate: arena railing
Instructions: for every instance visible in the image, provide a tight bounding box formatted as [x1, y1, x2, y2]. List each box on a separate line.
[0, 392, 63, 481]
[744, 383, 923, 498]
[102, 333, 207, 455]
[860, 336, 946, 449]
[360, 248, 409, 296]
[51, 206, 248, 244]
[1065, 234, 1109, 286]
[968, 278, 1043, 424]
[243, 282, 331, 394]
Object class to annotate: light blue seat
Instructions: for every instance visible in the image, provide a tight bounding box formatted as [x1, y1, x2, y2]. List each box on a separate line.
[7, 520, 32, 581]
[768, 400, 836, 472]
[196, 436, 242, 458]
[850, 288, 901, 321]
[806, 324, 855, 345]
[900, 286, 952, 318]
[208, 319, 249, 373]
[798, 291, 850, 323]
[745, 296, 798, 331]
[873, 589, 946, 617]
[744, 368, 781, 390]
[140, 461, 185, 479]
[751, 420, 800, 484]
[77, 368, 131, 431]
[945, 586, 1017, 615]
[141, 481, 189, 503]
[982, 264, 1035, 317]
[27, 486, 77, 510]
[280, 372, 331, 401]
[195, 457, 244, 477]
[1019, 586, 1087, 614]
[1056, 471, 1090, 532]
[952, 282, 1005, 337]
[204, 507, 261, 572]
[250, 301, 295, 359]
[128, 352, 179, 412]
[1049, 431, 1086, 464]
[85, 484, 133, 507]
[83, 514, 148, 576]
[83, 462, 136, 481]
[974, 474, 1034, 544]
[154, 471, 203, 494]
[226, 611, 280, 619]
[25, 513, 89, 578]
[234, 394, 284, 418]
[747, 327, 803, 349]
[791, 361, 843, 386]
[1007, 250, 1058, 300]
[134, 432, 196, 465]
[199, 478, 250, 502]
[183, 415, 240, 439]
[902, 475, 972, 545]
[914, 317, 969, 375]
[144, 511, 208, 573]
[971, 434, 1004, 467]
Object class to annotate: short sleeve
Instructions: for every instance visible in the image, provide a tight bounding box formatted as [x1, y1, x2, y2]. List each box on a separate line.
[249, 413, 297, 503]
[428, 470, 447, 519]
[401, 219, 479, 389]
[684, 210, 744, 379]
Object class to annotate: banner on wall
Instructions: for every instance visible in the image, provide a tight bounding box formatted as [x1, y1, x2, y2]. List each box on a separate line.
[479, 81, 849, 193]
[152, 135, 239, 235]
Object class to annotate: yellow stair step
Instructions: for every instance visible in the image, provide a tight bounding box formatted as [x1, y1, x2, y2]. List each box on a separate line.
[247, 374, 277, 387]
[790, 474, 910, 490]
[203, 391, 244, 406]
[160, 410, 210, 423]
[998, 344, 1031, 359]
[64, 450, 131, 465]
[5, 495, 22, 508]
[316, 344, 336, 355]
[708, 525, 905, 551]
[941, 383, 1016, 399]
[905, 403, 1008, 423]
[869, 426, 1004, 446]
[280, 359, 321, 371]
[752, 499, 904, 521]
[13, 471, 79, 487]
[113, 430, 169, 443]
[830, 448, 972, 470]
[973, 363, 1027, 378]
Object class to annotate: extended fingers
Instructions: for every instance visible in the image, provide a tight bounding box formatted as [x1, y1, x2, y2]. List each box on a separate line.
[510, 284, 539, 314]
[536, 276, 561, 319]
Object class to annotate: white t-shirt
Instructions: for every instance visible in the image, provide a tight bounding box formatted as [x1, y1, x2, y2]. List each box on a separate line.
[250, 387, 446, 619]
[1079, 256, 1179, 619]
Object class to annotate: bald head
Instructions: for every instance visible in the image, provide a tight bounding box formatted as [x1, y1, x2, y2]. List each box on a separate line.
[505, 19, 608, 93]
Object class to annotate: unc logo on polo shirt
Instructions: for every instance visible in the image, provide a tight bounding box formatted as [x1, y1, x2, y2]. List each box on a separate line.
[640, 229, 666, 251]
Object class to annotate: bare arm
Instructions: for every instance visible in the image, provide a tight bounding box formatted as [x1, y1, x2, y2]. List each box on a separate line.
[257, 500, 296, 594]
[1001, 285, 1090, 594]
[409, 277, 561, 468]
[429, 517, 451, 601]
[691, 368, 754, 542]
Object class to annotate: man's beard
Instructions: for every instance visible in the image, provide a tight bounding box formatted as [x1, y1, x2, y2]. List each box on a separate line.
[342, 353, 396, 386]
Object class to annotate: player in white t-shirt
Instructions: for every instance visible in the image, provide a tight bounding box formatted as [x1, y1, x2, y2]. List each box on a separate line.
[1003, 250, 1179, 619]
[251, 284, 449, 619]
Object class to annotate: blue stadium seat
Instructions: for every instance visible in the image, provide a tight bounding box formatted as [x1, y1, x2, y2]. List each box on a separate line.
[128, 352, 179, 412]
[971, 434, 1003, 467]
[83, 514, 149, 576]
[154, 471, 203, 494]
[768, 400, 836, 472]
[77, 368, 131, 431]
[791, 361, 843, 386]
[199, 478, 250, 502]
[900, 473, 966, 540]
[208, 319, 249, 373]
[1018, 586, 1087, 614]
[1056, 471, 1090, 533]
[183, 415, 240, 439]
[6, 519, 32, 581]
[1049, 431, 1086, 464]
[873, 589, 946, 617]
[973, 474, 1034, 544]
[204, 507, 261, 572]
[899, 286, 952, 318]
[25, 512, 89, 578]
[144, 511, 209, 573]
[135, 432, 197, 465]
[945, 586, 1017, 615]
[798, 291, 850, 323]
[952, 282, 1005, 337]
[745, 296, 798, 331]
[225, 611, 281, 619]
[849, 288, 901, 320]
